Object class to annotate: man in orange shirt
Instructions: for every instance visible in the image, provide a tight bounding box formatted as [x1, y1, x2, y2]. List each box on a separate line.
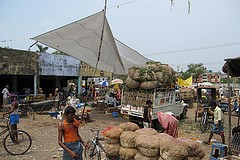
[58, 106, 87, 160]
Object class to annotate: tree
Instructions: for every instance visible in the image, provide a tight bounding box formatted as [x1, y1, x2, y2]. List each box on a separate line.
[181, 63, 207, 82]
[36, 44, 48, 53]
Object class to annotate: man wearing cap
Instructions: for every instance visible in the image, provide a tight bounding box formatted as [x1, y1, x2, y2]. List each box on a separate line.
[205, 100, 225, 144]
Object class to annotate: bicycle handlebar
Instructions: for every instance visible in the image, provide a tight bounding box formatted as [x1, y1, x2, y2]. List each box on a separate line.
[90, 128, 101, 132]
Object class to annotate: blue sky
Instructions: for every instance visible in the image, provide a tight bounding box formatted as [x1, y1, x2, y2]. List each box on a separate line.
[1, 0, 240, 72]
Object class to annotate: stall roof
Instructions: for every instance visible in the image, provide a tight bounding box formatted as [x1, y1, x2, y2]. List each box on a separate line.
[222, 57, 240, 77]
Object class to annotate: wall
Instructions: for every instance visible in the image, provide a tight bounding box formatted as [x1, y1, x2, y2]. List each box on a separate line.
[38, 52, 80, 76]
[0, 47, 38, 75]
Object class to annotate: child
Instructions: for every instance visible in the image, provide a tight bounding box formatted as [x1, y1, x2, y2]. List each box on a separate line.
[58, 106, 87, 160]
[3, 96, 19, 142]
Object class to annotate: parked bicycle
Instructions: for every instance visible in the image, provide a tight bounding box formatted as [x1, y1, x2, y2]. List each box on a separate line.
[0, 115, 32, 155]
[84, 128, 108, 160]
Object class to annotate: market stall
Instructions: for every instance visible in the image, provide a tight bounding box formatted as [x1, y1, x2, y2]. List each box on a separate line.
[222, 56, 240, 154]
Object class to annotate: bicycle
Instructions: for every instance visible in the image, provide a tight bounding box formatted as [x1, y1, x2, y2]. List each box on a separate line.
[0, 115, 32, 155]
[200, 105, 213, 133]
[84, 128, 108, 160]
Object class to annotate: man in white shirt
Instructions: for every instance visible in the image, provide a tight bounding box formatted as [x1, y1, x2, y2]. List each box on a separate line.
[2, 85, 9, 105]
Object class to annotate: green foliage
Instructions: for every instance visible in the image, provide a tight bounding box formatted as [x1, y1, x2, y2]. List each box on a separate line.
[52, 50, 68, 55]
[36, 44, 48, 53]
[182, 63, 207, 82]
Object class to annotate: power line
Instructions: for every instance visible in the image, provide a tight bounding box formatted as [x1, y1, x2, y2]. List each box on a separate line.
[107, 0, 142, 9]
[144, 41, 240, 56]
[0, 38, 29, 43]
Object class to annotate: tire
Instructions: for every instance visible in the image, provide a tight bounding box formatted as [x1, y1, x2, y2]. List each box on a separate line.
[4, 130, 32, 155]
[41, 104, 52, 112]
[200, 113, 209, 133]
[27, 107, 35, 120]
[180, 107, 188, 119]
[84, 140, 98, 159]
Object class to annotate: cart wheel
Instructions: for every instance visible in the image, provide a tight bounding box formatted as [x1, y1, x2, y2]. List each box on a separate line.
[42, 104, 52, 112]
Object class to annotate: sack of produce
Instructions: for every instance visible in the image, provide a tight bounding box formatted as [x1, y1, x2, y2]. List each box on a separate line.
[134, 151, 159, 160]
[141, 71, 157, 81]
[135, 134, 160, 157]
[140, 81, 158, 89]
[159, 64, 172, 75]
[119, 147, 137, 160]
[105, 143, 121, 156]
[119, 122, 140, 131]
[102, 126, 123, 139]
[105, 137, 120, 144]
[158, 133, 188, 160]
[155, 72, 165, 83]
[120, 131, 138, 148]
[125, 77, 140, 89]
[177, 138, 205, 159]
[128, 67, 141, 81]
[135, 128, 158, 135]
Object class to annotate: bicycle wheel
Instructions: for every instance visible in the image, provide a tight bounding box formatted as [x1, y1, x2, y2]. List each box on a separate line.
[27, 107, 35, 120]
[200, 113, 209, 133]
[4, 130, 32, 155]
[84, 140, 98, 159]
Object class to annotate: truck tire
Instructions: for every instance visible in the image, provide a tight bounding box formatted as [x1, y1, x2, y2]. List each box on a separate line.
[180, 107, 188, 119]
[152, 119, 164, 132]
[129, 116, 143, 128]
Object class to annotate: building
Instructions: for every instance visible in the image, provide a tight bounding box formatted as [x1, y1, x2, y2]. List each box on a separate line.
[0, 47, 112, 105]
[198, 71, 221, 84]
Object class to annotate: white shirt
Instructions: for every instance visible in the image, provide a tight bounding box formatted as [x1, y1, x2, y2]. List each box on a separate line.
[2, 88, 9, 98]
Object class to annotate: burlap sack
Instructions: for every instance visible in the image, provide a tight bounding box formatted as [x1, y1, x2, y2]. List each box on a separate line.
[135, 134, 159, 157]
[119, 147, 137, 160]
[128, 67, 141, 81]
[119, 122, 140, 131]
[141, 71, 157, 81]
[184, 157, 202, 160]
[102, 126, 123, 139]
[140, 81, 158, 89]
[105, 137, 120, 144]
[125, 77, 140, 89]
[155, 72, 164, 83]
[134, 151, 159, 160]
[135, 128, 158, 135]
[177, 138, 205, 159]
[120, 131, 138, 148]
[159, 64, 172, 75]
[158, 133, 188, 160]
[104, 143, 121, 156]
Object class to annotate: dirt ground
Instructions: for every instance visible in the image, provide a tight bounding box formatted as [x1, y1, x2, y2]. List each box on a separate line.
[0, 105, 239, 160]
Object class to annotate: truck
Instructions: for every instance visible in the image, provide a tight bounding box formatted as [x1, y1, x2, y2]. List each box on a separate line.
[120, 87, 188, 130]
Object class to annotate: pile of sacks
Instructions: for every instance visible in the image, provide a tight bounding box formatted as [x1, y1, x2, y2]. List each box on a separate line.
[126, 61, 177, 89]
[102, 122, 205, 160]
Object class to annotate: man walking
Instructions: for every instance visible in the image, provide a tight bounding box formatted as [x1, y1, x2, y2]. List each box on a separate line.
[2, 85, 9, 105]
[204, 100, 225, 144]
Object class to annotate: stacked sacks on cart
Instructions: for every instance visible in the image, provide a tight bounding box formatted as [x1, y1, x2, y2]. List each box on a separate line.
[126, 61, 177, 89]
[102, 122, 205, 160]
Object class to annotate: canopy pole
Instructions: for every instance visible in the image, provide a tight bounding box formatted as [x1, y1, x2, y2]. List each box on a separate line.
[93, 0, 108, 77]
[227, 65, 232, 154]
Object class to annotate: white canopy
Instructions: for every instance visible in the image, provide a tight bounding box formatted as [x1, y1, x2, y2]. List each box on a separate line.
[33, 11, 125, 74]
[33, 11, 150, 75]
[114, 38, 150, 72]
